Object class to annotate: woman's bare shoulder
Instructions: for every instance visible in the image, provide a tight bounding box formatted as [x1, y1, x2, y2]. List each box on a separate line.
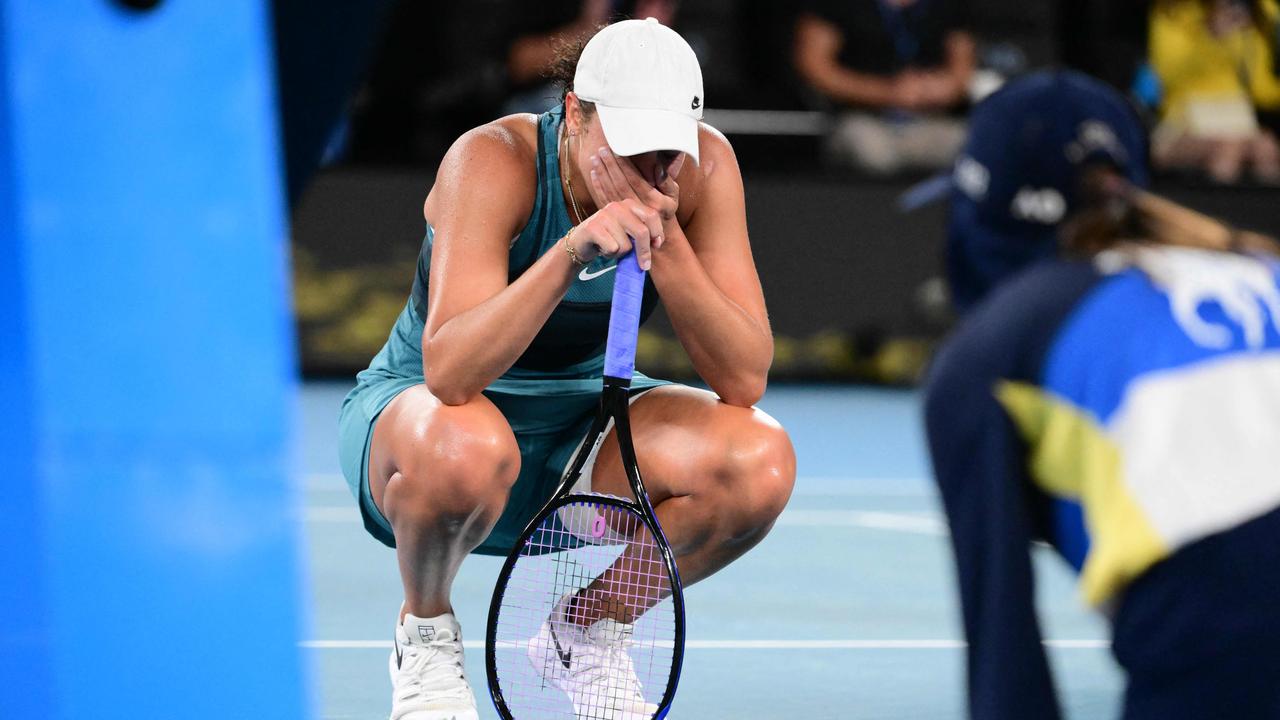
[694, 123, 740, 180]
[424, 113, 543, 225]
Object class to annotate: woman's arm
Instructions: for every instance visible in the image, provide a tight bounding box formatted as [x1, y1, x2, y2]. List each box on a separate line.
[420, 124, 573, 405]
[650, 133, 773, 407]
[589, 129, 773, 407]
[422, 121, 664, 405]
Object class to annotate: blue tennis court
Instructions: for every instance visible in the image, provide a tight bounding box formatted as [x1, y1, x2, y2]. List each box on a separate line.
[300, 382, 1123, 719]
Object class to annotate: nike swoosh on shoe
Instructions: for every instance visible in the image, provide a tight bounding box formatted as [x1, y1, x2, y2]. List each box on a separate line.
[549, 623, 573, 669]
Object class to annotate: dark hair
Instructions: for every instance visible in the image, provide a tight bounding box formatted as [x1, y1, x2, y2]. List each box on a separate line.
[548, 26, 603, 114]
[1061, 167, 1280, 256]
[1059, 168, 1147, 255]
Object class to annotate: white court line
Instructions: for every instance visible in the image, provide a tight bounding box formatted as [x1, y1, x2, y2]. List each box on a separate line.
[301, 639, 1108, 650]
[777, 510, 946, 535]
[301, 506, 947, 536]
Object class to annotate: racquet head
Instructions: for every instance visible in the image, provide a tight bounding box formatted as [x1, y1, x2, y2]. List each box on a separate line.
[487, 492, 682, 719]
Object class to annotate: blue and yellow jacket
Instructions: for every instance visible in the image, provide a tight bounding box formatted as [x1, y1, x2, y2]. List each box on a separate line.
[924, 245, 1280, 719]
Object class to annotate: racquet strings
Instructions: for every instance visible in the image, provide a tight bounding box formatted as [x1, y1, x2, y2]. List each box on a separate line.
[493, 498, 676, 718]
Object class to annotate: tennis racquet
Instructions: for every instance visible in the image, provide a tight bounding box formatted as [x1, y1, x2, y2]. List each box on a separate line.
[486, 251, 685, 720]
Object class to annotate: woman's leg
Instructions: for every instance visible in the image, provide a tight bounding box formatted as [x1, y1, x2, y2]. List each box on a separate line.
[1249, 130, 1280, 184]
[1205, 137, 1247, 184]
[1151, 129, 1248, 184]
[587, 385, 796, 598]
[368, 384, 521, 619]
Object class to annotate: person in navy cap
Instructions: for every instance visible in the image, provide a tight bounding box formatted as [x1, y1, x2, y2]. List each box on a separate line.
[922, 70, 1280, 719]
[942, 71, 1150, 311]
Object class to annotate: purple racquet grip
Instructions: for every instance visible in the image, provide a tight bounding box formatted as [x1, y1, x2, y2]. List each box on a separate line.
[604, 251, 645, 380]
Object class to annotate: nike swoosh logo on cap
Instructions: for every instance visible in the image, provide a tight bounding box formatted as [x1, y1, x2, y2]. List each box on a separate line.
[578, 264, 617, 281]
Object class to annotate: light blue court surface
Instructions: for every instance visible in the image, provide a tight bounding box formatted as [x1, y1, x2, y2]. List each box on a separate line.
[300, 382, 1124, 719]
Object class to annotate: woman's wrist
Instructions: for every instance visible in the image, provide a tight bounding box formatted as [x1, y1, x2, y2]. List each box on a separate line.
[563, 226, 588, 267]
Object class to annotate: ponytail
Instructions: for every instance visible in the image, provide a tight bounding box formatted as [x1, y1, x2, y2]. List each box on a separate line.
[1061, 168, 1280, 257]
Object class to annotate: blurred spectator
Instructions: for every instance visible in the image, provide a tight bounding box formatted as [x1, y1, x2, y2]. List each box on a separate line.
[503, 0, 680, 114]
[793, 0, 976, 175]
[1149, 0, 1280, 183]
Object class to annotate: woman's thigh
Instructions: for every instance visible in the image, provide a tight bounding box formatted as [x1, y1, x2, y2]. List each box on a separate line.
[587, 384, 795, 504]
[367, 384, 521, 524]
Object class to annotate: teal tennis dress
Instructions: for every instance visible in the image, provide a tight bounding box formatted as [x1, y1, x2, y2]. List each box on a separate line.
[338, 106, 669, 554]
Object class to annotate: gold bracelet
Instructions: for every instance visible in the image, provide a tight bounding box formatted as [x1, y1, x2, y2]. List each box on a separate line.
[563, 226, 586, 267]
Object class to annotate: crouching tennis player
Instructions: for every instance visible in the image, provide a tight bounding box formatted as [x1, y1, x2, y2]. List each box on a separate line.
[338, 18, 795, 720]
[923, 71, 1280, 719]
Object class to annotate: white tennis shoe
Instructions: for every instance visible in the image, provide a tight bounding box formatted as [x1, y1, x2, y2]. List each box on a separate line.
[388, 611, 479, 720]
[528, 595, 659, 720]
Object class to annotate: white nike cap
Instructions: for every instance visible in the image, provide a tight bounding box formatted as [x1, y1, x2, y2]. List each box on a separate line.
[573, 17, 704, 163]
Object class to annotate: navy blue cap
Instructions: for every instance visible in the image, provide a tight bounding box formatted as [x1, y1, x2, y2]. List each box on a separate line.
[939, 70, 1149, 310]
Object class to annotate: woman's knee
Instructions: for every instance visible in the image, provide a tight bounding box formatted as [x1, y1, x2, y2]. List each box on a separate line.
[703, 410, 796, 522]
[1251, 131, 1280, 173]
[1207, 139, 1248, 182]
[382, 398, 521, 522]
[1252, 131, 1279, 156]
